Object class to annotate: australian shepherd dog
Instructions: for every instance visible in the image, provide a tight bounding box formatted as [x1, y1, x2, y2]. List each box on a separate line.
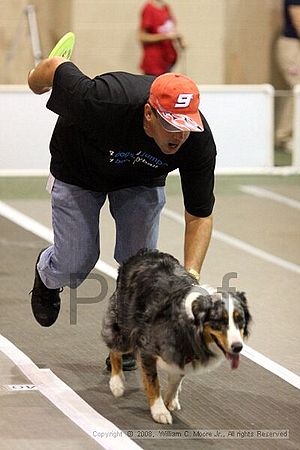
[102, 249, 251, 424]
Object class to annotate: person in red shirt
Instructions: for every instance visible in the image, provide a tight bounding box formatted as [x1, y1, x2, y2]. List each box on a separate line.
[138, 0, 186, 76]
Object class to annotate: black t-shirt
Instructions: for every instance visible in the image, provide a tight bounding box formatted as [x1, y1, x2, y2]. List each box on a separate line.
[46, 63, 216, 217]
[283, 0, 300, 38]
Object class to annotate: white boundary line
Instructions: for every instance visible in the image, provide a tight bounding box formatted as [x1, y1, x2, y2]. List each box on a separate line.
[162, 211, 300, 390]
[0, 201, 117, 278]
[242, 345, 300, 389]
[0, 335, 141, 450]
[0, 200, 54, 242]
[213, 230, 300, 274]
[0, 200, 136, 448]
[213, 167, 300, 175]
[0, 200, 299, 406]
[163, 208, 300, 275]
[240, 185, 300, 210]
[0, 169, 49, 177]
[169, 167, 300, 175]
[1, 167, 300, 177]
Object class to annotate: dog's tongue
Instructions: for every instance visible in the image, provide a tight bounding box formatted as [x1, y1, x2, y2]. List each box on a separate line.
[226, 353, 240, 370]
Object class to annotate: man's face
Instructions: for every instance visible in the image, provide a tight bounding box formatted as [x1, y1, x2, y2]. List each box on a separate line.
[144, 104, 190, 155]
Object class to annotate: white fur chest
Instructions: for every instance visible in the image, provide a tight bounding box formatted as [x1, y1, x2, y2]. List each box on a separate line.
[156, 342, 224, 377]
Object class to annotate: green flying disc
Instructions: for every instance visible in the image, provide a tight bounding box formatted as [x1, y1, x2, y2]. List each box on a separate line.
[49, 32, 75, 59]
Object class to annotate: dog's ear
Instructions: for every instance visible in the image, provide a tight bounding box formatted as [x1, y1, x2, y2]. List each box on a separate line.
[236, 291, 252, 337]
[191, 295, 212, 332]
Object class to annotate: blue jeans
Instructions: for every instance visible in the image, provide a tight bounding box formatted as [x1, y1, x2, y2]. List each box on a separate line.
[38, 179, 166, 288]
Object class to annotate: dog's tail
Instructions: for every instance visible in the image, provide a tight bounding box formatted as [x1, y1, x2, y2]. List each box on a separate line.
[101, 292, 133, 353]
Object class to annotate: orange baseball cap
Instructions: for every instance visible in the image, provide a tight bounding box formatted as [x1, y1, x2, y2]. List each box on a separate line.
[149, 73, 204, 132]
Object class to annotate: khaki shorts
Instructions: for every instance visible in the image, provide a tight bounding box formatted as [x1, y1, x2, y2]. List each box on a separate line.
[276, 36, 300, 87]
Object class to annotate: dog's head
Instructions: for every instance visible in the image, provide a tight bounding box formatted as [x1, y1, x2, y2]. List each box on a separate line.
[190, 291, 252, 369]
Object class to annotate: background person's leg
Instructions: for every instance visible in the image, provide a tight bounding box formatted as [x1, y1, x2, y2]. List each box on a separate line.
[108, 186, 166, 264]
[38, 179, 106, 289]
[275, 36, 300, 151]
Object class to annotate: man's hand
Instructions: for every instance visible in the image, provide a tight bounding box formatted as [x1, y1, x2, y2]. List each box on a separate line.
[28, 69, 51, 94]
[28, 57, 67, 95]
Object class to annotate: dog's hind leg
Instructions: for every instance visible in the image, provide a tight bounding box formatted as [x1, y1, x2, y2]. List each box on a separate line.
[140, 353, 172, 424]
[164, 374, 184, 411]
[109, 351, 125, 397]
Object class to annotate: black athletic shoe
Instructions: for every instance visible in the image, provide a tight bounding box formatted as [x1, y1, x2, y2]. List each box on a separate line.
[30, 249, 62, 327]
[105, 352, 137, 371]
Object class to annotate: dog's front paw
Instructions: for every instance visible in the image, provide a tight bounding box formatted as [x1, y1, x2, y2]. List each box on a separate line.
[109, 374, 125, 397]
[165, 398, 181, 411]
[151, 398, 173, 424]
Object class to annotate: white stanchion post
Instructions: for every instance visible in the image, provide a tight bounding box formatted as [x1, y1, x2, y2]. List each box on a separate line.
[293, 85, 300, 168]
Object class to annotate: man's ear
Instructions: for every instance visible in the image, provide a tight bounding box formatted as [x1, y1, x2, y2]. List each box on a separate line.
[144, 103, 152, 121]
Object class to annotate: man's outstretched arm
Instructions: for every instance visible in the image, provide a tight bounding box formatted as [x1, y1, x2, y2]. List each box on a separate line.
[184, 211, 213, 281]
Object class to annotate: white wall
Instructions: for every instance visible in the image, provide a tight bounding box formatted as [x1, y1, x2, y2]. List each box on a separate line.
[200, 85, 274, 169]
[0, 87, 56, 173]
[0, 84, 276, 175]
